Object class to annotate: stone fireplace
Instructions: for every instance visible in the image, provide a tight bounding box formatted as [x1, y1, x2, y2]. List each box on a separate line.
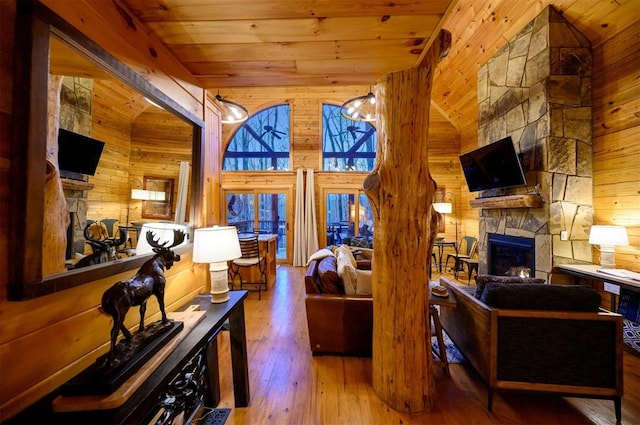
[60, 76, 95, 258]
[476, 6, 593, 280]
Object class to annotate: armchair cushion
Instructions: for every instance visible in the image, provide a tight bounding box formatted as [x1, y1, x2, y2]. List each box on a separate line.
[480, 283, 601, 312]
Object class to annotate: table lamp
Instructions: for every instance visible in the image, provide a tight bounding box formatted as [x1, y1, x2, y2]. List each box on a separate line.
[193, 226, 241, 303]
[588, 225, 629, 269]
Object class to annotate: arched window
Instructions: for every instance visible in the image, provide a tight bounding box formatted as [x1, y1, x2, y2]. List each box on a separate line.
[223, 104, 290, 171]
[322, 103, 377, 171]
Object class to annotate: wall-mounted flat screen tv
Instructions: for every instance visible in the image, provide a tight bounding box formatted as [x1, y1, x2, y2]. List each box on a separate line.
[459, 136, 527, 192]
[58, 128, 105, 177]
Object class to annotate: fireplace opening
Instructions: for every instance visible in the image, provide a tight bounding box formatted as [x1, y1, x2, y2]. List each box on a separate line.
[488, 233, 535, 277]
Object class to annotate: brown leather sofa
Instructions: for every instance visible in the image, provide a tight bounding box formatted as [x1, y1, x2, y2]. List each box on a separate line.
[304, 253, 373, 355]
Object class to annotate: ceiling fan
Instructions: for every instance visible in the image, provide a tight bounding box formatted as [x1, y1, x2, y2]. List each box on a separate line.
[261, 125, 286, 139]
[339, 125, 368, 140]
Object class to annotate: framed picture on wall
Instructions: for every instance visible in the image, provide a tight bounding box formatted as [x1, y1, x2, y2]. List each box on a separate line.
[141, 176, 174, 220]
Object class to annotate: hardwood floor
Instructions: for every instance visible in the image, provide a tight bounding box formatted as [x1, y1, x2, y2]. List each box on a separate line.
[212, 265, 639, 425]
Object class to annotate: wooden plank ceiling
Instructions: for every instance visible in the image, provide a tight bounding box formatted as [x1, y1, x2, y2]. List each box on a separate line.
[122, 0, 453, 87]
[118, 0, 636, 131]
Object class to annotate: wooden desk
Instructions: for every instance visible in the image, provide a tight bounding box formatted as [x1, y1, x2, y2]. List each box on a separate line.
[52, 291, 250, 424]
[556, 264, 640, 311]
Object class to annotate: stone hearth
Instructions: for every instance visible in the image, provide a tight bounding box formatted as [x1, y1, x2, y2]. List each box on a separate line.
[476, 6, 593, 280]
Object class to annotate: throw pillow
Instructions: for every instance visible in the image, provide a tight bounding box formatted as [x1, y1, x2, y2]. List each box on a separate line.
[355, 269, 373, 295]
[474, 274, 545, 298]
[480, 283, 601, 311]
[307, 248, 335, 265]
[317, 256, 344, 294]
[336, 244, 357, 268]
[337, 250, 358, 294]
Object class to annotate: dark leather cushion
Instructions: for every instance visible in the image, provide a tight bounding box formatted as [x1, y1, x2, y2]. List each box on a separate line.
[480, 283, 601, 311]
[474, 274, 545, 298]
[317, 256, 344, 294]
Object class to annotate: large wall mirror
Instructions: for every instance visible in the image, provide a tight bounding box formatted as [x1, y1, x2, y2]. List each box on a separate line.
[9, 2, 204, 300]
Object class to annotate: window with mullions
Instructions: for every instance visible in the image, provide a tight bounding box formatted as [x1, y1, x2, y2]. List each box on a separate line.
[223, 104, 290, 171]
[322, 103, 377, 171]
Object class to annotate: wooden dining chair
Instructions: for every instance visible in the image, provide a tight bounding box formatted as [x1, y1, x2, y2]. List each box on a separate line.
[229, 234, 267, 299]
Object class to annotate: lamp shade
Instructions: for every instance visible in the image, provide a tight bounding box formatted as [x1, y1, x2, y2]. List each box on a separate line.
[340, 91, 376, 122]
[433, 202, 453, 214]
[215, 94, 249, 124]
[136, 222, 189, 255]
[131, 189, 166, 201]
[192, 226, 242, 263]
[588, 225, 629, 247]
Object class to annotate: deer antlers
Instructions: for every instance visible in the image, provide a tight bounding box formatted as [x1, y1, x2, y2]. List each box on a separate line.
[146, 229, 186, 250]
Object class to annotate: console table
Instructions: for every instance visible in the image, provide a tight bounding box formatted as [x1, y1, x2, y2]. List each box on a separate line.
[556, 264, 640, 311]
[50, 291, 249, 424]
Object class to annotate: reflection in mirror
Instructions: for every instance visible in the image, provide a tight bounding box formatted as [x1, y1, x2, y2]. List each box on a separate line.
[46, 35, 193, 276]
[141, 176, 174, 220]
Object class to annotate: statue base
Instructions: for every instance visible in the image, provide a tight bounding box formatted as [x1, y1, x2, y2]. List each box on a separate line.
[61, 320, 184, 396]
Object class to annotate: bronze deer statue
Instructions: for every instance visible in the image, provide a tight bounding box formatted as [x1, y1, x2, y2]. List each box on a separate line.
[100, 229, 186, 365]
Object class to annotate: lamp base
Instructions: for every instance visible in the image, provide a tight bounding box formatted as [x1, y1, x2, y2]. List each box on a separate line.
[599, 248, 616, 269]
[209, 262, 230, 303]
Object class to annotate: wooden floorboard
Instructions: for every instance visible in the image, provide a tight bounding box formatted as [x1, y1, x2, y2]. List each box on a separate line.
[212, 265, 640, 425]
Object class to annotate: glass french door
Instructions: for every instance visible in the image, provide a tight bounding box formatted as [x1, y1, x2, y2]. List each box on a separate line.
[225, 190, 289, 261]
[324, 190, 374, 248]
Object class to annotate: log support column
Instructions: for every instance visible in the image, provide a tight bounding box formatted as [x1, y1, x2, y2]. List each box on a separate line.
[364, 30, 451, 413]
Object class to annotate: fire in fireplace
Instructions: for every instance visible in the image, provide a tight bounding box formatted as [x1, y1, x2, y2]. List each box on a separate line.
[488, 233, 535, 277]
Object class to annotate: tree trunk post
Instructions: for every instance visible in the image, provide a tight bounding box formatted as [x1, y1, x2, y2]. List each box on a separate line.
[364, 29, 451, 413]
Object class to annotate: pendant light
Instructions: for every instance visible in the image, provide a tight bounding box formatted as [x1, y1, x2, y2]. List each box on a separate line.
[340, 89, 376, 122]
[215, 93, 249, 124]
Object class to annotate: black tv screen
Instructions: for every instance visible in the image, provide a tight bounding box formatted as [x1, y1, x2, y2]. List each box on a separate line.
[58, 129, 105, 176]
[459, 136, 527, 192]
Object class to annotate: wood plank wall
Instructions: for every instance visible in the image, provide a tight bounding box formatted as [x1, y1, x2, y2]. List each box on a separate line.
[89, 78, 193, 226]
[129, 107, 193, 223]
[0, 1, 208, 419]
[88, 78, 135, 223]
[218, 87, 463, 246]
[591, 20, 640, 270]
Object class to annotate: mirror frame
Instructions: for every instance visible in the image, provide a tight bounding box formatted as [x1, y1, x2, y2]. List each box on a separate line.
[8, 1, 204, 300]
